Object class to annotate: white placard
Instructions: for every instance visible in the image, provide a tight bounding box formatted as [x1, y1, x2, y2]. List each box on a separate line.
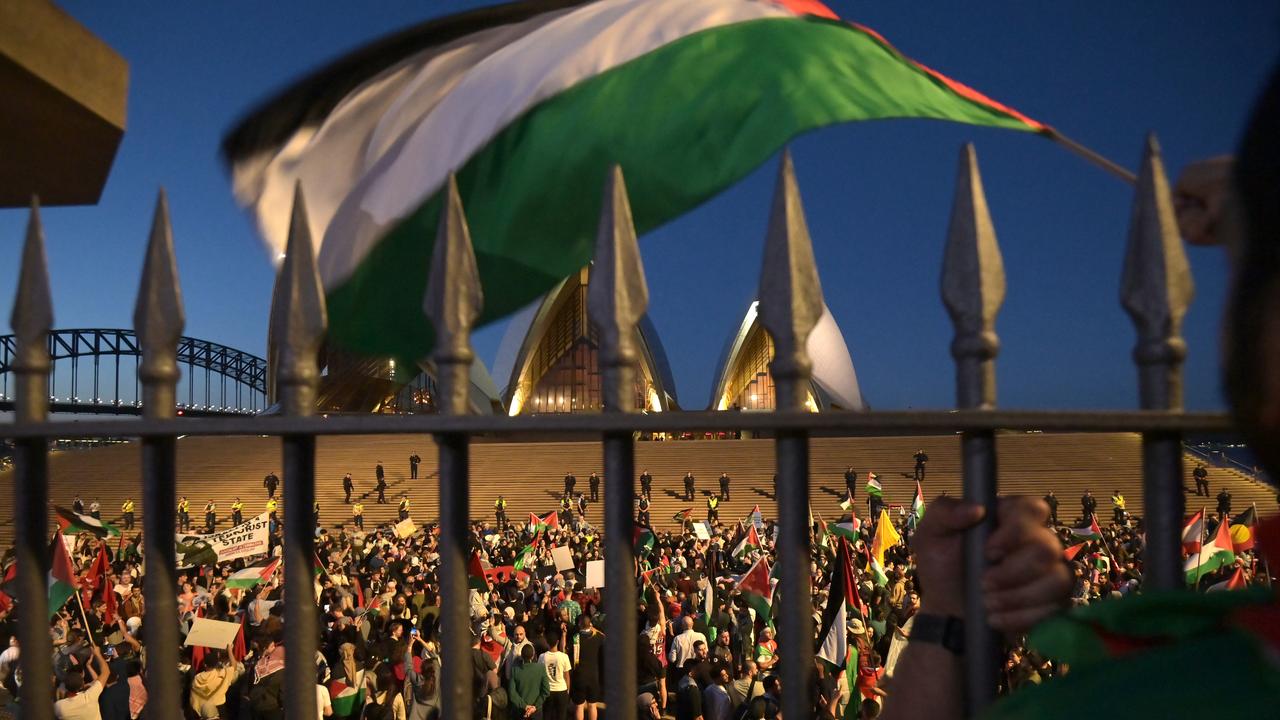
[394, 518, 418, 538]
[550, 545, 574, 572]
[176, 513, 271, 567]
[692, 523, 711, 541]
[585, 559, 605, 588]
[184, 618, 241, 649]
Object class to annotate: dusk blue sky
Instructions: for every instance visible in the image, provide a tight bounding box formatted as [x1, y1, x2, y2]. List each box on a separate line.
[2, 2, 1276, 411]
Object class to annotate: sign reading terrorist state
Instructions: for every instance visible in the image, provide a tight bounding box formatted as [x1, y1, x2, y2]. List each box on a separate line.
[176, 513, 271, 567]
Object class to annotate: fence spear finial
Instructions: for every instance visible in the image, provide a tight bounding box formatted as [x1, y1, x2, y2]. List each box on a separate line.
[1121, 132, 1193, 410]
[424, 174, 482, 415]
[588, 164, 648, 412]
[133, 189, 186, 418]
[757, 149, 823, 411]
[942, 143, 1005, 410]
[11, 197, 53, 423]
[269, 182, 327, 417]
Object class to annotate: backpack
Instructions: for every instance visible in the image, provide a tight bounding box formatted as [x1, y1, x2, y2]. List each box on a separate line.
[247, 671, 284, 715]
[362, 694, 392, 720]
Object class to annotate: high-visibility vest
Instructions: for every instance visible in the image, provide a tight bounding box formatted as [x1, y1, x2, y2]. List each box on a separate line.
[399, 499, 410, 511]
[205, 503, 215, 512]
[708, 497, 719, 510]
[495, 498, 507, 510]
[122, 500, 134, 513]
[1112, 495, 1126, 510]
[353, 503, 364, 515]
[231, 501, 243, 512]
[267, 500, 277, 512]
[178, 500, 189, 513]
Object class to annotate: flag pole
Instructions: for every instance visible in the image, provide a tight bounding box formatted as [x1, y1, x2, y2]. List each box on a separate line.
[1046, 130, 1137, 184]
[1253, 502, 1272, 589]
[1193, 505, 1207, 590]
[73, 583, 95, 641]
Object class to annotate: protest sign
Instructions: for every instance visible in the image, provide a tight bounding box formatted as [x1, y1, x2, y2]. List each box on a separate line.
[586, 559, 605, 588]
[184, 618, 241, 649]
[176, 513, 270, 567]
[551, 545, 574, 572]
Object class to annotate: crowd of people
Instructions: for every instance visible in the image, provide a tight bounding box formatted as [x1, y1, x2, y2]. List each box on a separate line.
[0, 445, 1271, 720]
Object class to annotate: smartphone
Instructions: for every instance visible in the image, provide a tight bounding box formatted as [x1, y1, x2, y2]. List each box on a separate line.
[410, 628, 418, 636]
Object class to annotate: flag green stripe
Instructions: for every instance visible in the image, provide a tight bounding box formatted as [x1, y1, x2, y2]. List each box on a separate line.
[325, 16, 1041, 358]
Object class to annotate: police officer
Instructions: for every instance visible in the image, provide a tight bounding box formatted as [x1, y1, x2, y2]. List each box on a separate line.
[343, 473, 354, 503]
[576, 493, 589, 525]
[376, 472, 388, 504]
[121, 498, 135, 531]
[231, 497, 244, 526]
[204, 500, 217, 533]
[1217, 488, 1233, 518]
[1111, 490, 1127, 525]
[267, 497, 279, 524]
[73, 495, 85, 515]
[177, 496, 191, 532]
[495, 495, 508, 531]
[1194, 464, 1210, 496]
[89, 499, 101, 520]
[844, 467, 858, 500]
[637, 495, 651, 526]
[263, 471, 279, 499]
[352, 501, 365, 530]
[588, 472, 600, 502]
[719, 472, 731, 500]
[398, 495, 411, 522]
[639, 469, 653, 500]
[1081, 490, 1097, 523]
[560, 494, 573, 526]
[913, 449, 929, 481]
[409, 453, 421, 480]
[564, 470, 577, 497]
[707, 494, 720, 524]
[1043, 490, 1059, 526]
[684, 471, 696, 501]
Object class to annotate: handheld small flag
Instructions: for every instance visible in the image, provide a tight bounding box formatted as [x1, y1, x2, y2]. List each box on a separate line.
[1181, 510, 1205, 554]
[1184, 518, 1235, 585]
[1063, 542, 1088, 562]
[909, 481, 925, 527]
[48, 532, 79, 620]
[732, 525, 762, 558]
[1069, 516, 1104, 541]
[735, 556, 773, 624]
[672, 508, 693, 524]
[865, 473, 883, 498]
[467, 551, 490, 592]
[529, 511, 560, 534]
[226, 558, 280, 590]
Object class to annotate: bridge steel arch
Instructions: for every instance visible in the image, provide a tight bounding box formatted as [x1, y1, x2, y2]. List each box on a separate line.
[0, 328, 266, 415]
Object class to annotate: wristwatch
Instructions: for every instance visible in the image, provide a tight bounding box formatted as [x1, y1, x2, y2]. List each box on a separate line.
[910, 613, 965, 655]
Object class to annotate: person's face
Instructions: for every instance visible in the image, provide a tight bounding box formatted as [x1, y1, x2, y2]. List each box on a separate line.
[515, 626, 526, 643]
[695, 643, 708, 660]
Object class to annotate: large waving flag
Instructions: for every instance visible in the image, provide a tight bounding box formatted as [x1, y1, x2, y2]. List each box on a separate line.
[56, 506, 120, 538]
[529, 511, 560, 534]
[226, 558, 281, 590]
[817, 538, 857, 668]
[1184, 519, 1235, 586]
[1228, 507, 1257, 553]
[223, 0, 1049, 360]
[735, 556, 774, 625]
[48, 532, 79, 620]
[732, 524, 762, 558]
[870, 509, 900, 568]
[1181, 510, 1205, 554]
[1069, 516, 1104, 541]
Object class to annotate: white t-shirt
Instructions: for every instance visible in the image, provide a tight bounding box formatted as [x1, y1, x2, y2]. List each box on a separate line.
[54, 680, 104, 719]
[316, 684, 332, 720]
[539, 651, 572, 693]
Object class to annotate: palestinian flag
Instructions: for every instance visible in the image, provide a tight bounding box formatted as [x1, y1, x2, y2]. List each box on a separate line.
[223, 0, 1048, 362]
[672, 508, 694, 525]
[830, 521, 860, 543]
[866, 473, 883, 498]
[312, 551, 326, 578]
[870, 510, 900, 567]
[513, 543, 536, 571]
[1206, 567, 1248, 593]
[748, 505, 764, 528]
[226, 558, 280, 589]
[909, 481, 925, 527]
[48, 532, 78, 620]
[468, 551, 491, 591]
[55, 506, 120, 538]
[732, 524, 762, 558]
[633, 526, 656, 556]
[1184, 518, 1235, 585]
[1063, 542, 1088, 562]
[817, 538, 857, 668]
[327, 679, 365, 717]
[1181, 510, 1205, 554]
[529, 511, 560, 534]
[1229, 507, 1257, 553]
[1069, 516, 1104, 541]
[735, 556, 773, 624]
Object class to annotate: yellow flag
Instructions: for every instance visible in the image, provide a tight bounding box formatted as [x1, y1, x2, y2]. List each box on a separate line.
[871, 509, 901, 567]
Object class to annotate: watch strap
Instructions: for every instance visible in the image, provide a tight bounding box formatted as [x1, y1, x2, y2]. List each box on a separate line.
[911, 612, 965, 655]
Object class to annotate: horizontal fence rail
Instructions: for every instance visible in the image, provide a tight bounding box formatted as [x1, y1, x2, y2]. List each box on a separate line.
[5, 137, 1206, 719]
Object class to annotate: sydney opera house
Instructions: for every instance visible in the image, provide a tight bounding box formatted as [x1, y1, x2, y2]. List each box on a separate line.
[312, 263, 865, 419]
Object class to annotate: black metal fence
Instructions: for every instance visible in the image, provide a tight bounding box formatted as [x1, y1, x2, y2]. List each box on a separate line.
[5, 140, 1220, 720]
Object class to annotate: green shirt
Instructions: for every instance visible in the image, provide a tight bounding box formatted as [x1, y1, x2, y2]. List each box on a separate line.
[508, 660, 550, 709]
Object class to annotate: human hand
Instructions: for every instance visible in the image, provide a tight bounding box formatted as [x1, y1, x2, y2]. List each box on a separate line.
[912, 496, 1071, 635]
[1172, 155, 1234, 246]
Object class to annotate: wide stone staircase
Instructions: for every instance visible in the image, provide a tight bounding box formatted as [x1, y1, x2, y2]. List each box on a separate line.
[1, 432, 1274, 544]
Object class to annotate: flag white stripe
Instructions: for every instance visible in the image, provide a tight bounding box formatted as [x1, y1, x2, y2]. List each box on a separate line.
[315, 0, 794, 288]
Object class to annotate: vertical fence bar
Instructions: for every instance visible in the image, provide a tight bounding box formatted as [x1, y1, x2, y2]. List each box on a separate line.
[1121, 134, 1193, 592]
[587, 165, 646, 720]
[757, 150, 821, 720]
[133, 190, 186, 719]
[270, 184, 326, 720]
[423, 175, 483, 720]
[11, 200, 54, 720]
[941, 144, 1006, 716]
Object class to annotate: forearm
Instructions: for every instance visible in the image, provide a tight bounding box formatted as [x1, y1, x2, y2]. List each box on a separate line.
[879, 641, 962, 720]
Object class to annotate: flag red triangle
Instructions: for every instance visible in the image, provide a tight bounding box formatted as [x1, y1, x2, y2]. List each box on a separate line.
[1063, 542, 1087, 562]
